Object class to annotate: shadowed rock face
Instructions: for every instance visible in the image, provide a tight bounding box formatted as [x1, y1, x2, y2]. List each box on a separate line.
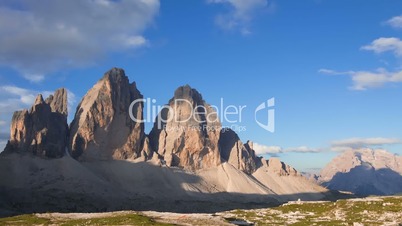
[4, 88, 68, 158]
[219, 128, 259, 174]
[69, 68, 146, 161]
[149, 85, 222, 170]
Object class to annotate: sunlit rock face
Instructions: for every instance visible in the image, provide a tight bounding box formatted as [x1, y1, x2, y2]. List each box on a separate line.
[4, 88, 68, 158]
[69, 68, 146, 161]
[149, 85, 222, 170]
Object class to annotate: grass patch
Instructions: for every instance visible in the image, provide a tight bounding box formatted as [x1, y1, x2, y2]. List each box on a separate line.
[0, 213, 174, 226]
[225, 196, 402, 225]
[0, 214, 51, 225]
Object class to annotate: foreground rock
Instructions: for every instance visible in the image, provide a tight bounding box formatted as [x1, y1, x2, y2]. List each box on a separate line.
[149, 85, 221, 170]
[3, 88, 68, 158]
[320, 149, 402, 195]
[69, 68, 146, 161]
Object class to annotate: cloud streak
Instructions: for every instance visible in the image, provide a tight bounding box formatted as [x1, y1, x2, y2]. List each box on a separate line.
[253, 143, 322, 155]
[253, 143, 282, 155]
[0, 85, 77, 115]
[319, 68, 402, 90]
[208, 0, 270, 35]
[331, 137, 402, 152]
[0, 0, 160, 82]
[285, 146, 322, 153]
[385, 15, 402, 29]
[361, 37, 402, 56]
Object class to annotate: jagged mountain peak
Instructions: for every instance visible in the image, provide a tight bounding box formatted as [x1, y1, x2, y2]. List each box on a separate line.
[45, 88, 68, 116]
[172, 85, 204, 104]
[101, 67, 130, 84]
[69, 68, 145, 161]
[34, 94, 45, 105]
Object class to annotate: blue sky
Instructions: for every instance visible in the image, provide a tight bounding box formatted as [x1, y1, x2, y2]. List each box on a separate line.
[1, 0, 402, 172]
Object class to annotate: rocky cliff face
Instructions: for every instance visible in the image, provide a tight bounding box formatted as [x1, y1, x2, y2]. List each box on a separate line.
[149, 85, 221, 170]
[4, 88, 68, 158]
[219, 128, 260, 174]
[320, 149, 402, 195]
[69, 68, 146, 161]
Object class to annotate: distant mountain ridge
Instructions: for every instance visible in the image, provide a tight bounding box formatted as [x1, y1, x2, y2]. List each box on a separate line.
[319, 148, 402, 196]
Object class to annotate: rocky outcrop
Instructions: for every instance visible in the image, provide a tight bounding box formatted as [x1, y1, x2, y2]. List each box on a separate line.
[219, 128, 259, 174]
[218, 128, 298, 176]
[45, 88, 68, 116]
[261, 157, 299, 176]
[4, 88, 68, 158]
[149, 85, 221, 170]
[319, 149, 402, 195]
[69, 68, 146, 161]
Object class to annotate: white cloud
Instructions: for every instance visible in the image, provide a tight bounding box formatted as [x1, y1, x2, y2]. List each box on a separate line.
[0, 85, 48, 106]
[319, 36, 402, 90]
[208, 0, 269, 35]
[331, 137, 402, 151]
[284, 146, 322, 153]
[23, 74, 46, 83]
[253, 143, 322, 155]
[319, 68, 402, 90]
[386, 15, 402, 29]
[253, 143, 282, 155]
[0, 0, 160, 81]
[66, 89, 77, 118]
[361, 37, 402, 56]
[0, 85, 54, 108]
[318, 69, 353, 75]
